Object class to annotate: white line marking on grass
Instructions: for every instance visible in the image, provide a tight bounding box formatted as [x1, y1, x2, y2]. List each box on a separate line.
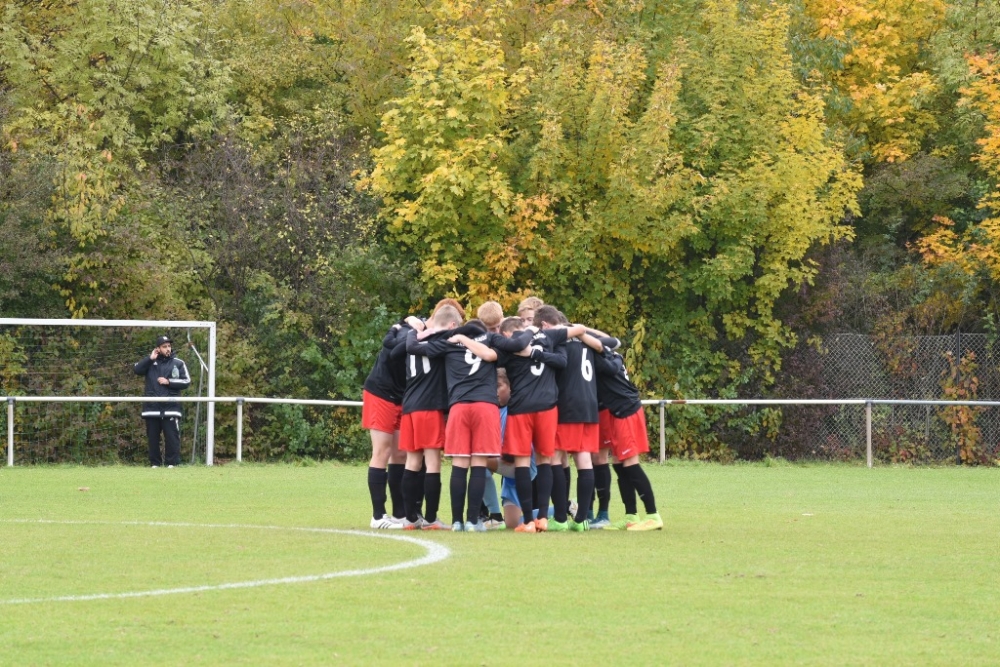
[0, 520, 451, 605]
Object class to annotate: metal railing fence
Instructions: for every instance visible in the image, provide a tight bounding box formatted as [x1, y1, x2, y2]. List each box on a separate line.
[5, 395, 1000, 467]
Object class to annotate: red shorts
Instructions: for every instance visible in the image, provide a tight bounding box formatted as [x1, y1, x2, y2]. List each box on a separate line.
[611, 410, 650, 461]
[361, 390, 402, 433]
[445, 402, 501, 457]
[598, 409, 614, 451]
[503, 407, 558, 458]
[399, 410, 446, 452]
[556, 422, 599, 453]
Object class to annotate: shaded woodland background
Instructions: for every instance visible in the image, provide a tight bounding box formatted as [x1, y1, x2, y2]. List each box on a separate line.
[3, 0, 1000, 462]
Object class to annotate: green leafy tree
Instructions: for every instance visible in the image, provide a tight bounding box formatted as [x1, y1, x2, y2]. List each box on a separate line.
[0, 0, 229, 316]
[365, 1, 534, 305]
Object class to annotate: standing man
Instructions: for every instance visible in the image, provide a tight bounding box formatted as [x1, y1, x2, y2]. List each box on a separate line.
[133, 335, 191, 468]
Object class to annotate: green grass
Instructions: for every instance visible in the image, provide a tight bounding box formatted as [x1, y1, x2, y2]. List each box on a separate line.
[1, 462, 997, 666]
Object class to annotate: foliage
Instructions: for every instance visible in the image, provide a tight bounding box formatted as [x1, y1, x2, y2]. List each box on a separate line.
[0, 0, 230, 316]
[939, 350, 988, 464]
[4, 0, 1000, 463]
[798, 0, 945, 163]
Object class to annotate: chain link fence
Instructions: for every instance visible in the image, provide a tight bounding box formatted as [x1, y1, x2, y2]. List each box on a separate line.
[697, 334, 1000, 464]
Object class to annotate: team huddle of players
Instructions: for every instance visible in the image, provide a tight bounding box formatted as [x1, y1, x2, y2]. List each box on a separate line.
[361, 296, 663, 533]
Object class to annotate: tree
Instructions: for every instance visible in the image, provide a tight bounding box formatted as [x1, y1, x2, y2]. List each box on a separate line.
[0, 0, 229, 316]
[365, 1, 534, 306]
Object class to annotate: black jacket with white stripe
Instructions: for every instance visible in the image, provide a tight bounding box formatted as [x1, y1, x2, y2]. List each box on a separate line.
[133, 354, 191, 418]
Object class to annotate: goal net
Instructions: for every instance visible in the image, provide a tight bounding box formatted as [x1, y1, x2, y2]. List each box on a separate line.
[0, 319, 216, 465]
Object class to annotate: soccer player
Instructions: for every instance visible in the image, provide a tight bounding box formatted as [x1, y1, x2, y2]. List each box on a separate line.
[407, 321, 526, 531]
[494, 315, 569, 532]
[399, 306, 464, 530]
[583, 335, 663, 531]
[517, 296, 544, 323]
[477, 301, 504, 333]
[362, 316, 423, 529]
[533, 306, 617, 532]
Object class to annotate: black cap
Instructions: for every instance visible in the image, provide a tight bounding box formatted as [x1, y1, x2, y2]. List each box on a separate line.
[155, 335, 172, 346]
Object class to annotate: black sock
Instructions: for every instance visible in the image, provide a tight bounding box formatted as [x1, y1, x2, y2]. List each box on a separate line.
[574, 468, 595, 523]
[535, 464, 553, 521]
[626, 464, 657, 515]
[416, 462, 427, 514]
[466, 466, 488, 525]
[450, 466, 468, 525]
[564, 465, 572, 512]
[424, 472, 442, 523]
[614, 462, 637, 515]
[515, 466, 534, 525]
[402, 469, 422, 522]
[387, 463, 405, 519]
[550, 464, 568, 522]
[594, 463, 611, 514]
[367, 466, 388, 520]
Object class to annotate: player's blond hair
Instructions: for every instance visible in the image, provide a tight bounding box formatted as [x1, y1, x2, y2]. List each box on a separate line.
[432, 298, 466, 320]
[477, 301, 503, 329]
[517, 296, 544, 318]
[432, 305, 463, 328]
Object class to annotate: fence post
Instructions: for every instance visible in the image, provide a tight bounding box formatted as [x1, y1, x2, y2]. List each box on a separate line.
[236, 398, 244, 463]
[865, 400, 873, 469]
[659, 400, 666, 464]
[6, 397, 13, 467]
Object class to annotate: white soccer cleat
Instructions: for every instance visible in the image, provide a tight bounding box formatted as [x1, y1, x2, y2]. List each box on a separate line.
[370, 514, 402, 530]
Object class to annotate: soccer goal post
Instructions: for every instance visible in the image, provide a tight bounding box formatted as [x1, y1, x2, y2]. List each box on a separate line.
[0, 318, 217, 466]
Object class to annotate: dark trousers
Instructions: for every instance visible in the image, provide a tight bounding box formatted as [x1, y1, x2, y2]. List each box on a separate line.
[146, 417, 181, 466]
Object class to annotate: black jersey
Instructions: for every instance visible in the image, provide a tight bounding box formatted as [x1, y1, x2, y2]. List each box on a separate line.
[402, 328, 449, 413]
[416, 330, 500, 406]
[497, 329, 567, 415]
[362, 324, 409, 404]
[594, 348, 642, 418]
[543, 328, 598, 424]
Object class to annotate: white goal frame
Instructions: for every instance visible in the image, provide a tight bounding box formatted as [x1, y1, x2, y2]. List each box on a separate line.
[0, 318, 217, 465]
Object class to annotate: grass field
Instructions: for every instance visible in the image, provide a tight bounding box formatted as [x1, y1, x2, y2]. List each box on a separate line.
[1, 461, 998, 666]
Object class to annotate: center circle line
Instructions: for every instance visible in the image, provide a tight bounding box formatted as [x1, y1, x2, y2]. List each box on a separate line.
[0, 519, 451, 605]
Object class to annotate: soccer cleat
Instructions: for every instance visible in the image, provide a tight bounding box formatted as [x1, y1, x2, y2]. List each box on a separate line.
[514, 521, 536, 533]
[482, 518, 506, 530]
[568, 518, 590, 532]
[594, 510, 610, 523]
[589, 517, 612, 530]
[627, 513, 664, 532]
[568, 500, 579, 518]
[464, 521, 487, 533]
[421, 519, 449, 530]
[547, 519, 569, 532]
[604, 514, 639, 531]
[370, 514, 401, 530]
[402, 518, 423, 530]
[451, 521, 465, 532]
[534, 517, 548, 532]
